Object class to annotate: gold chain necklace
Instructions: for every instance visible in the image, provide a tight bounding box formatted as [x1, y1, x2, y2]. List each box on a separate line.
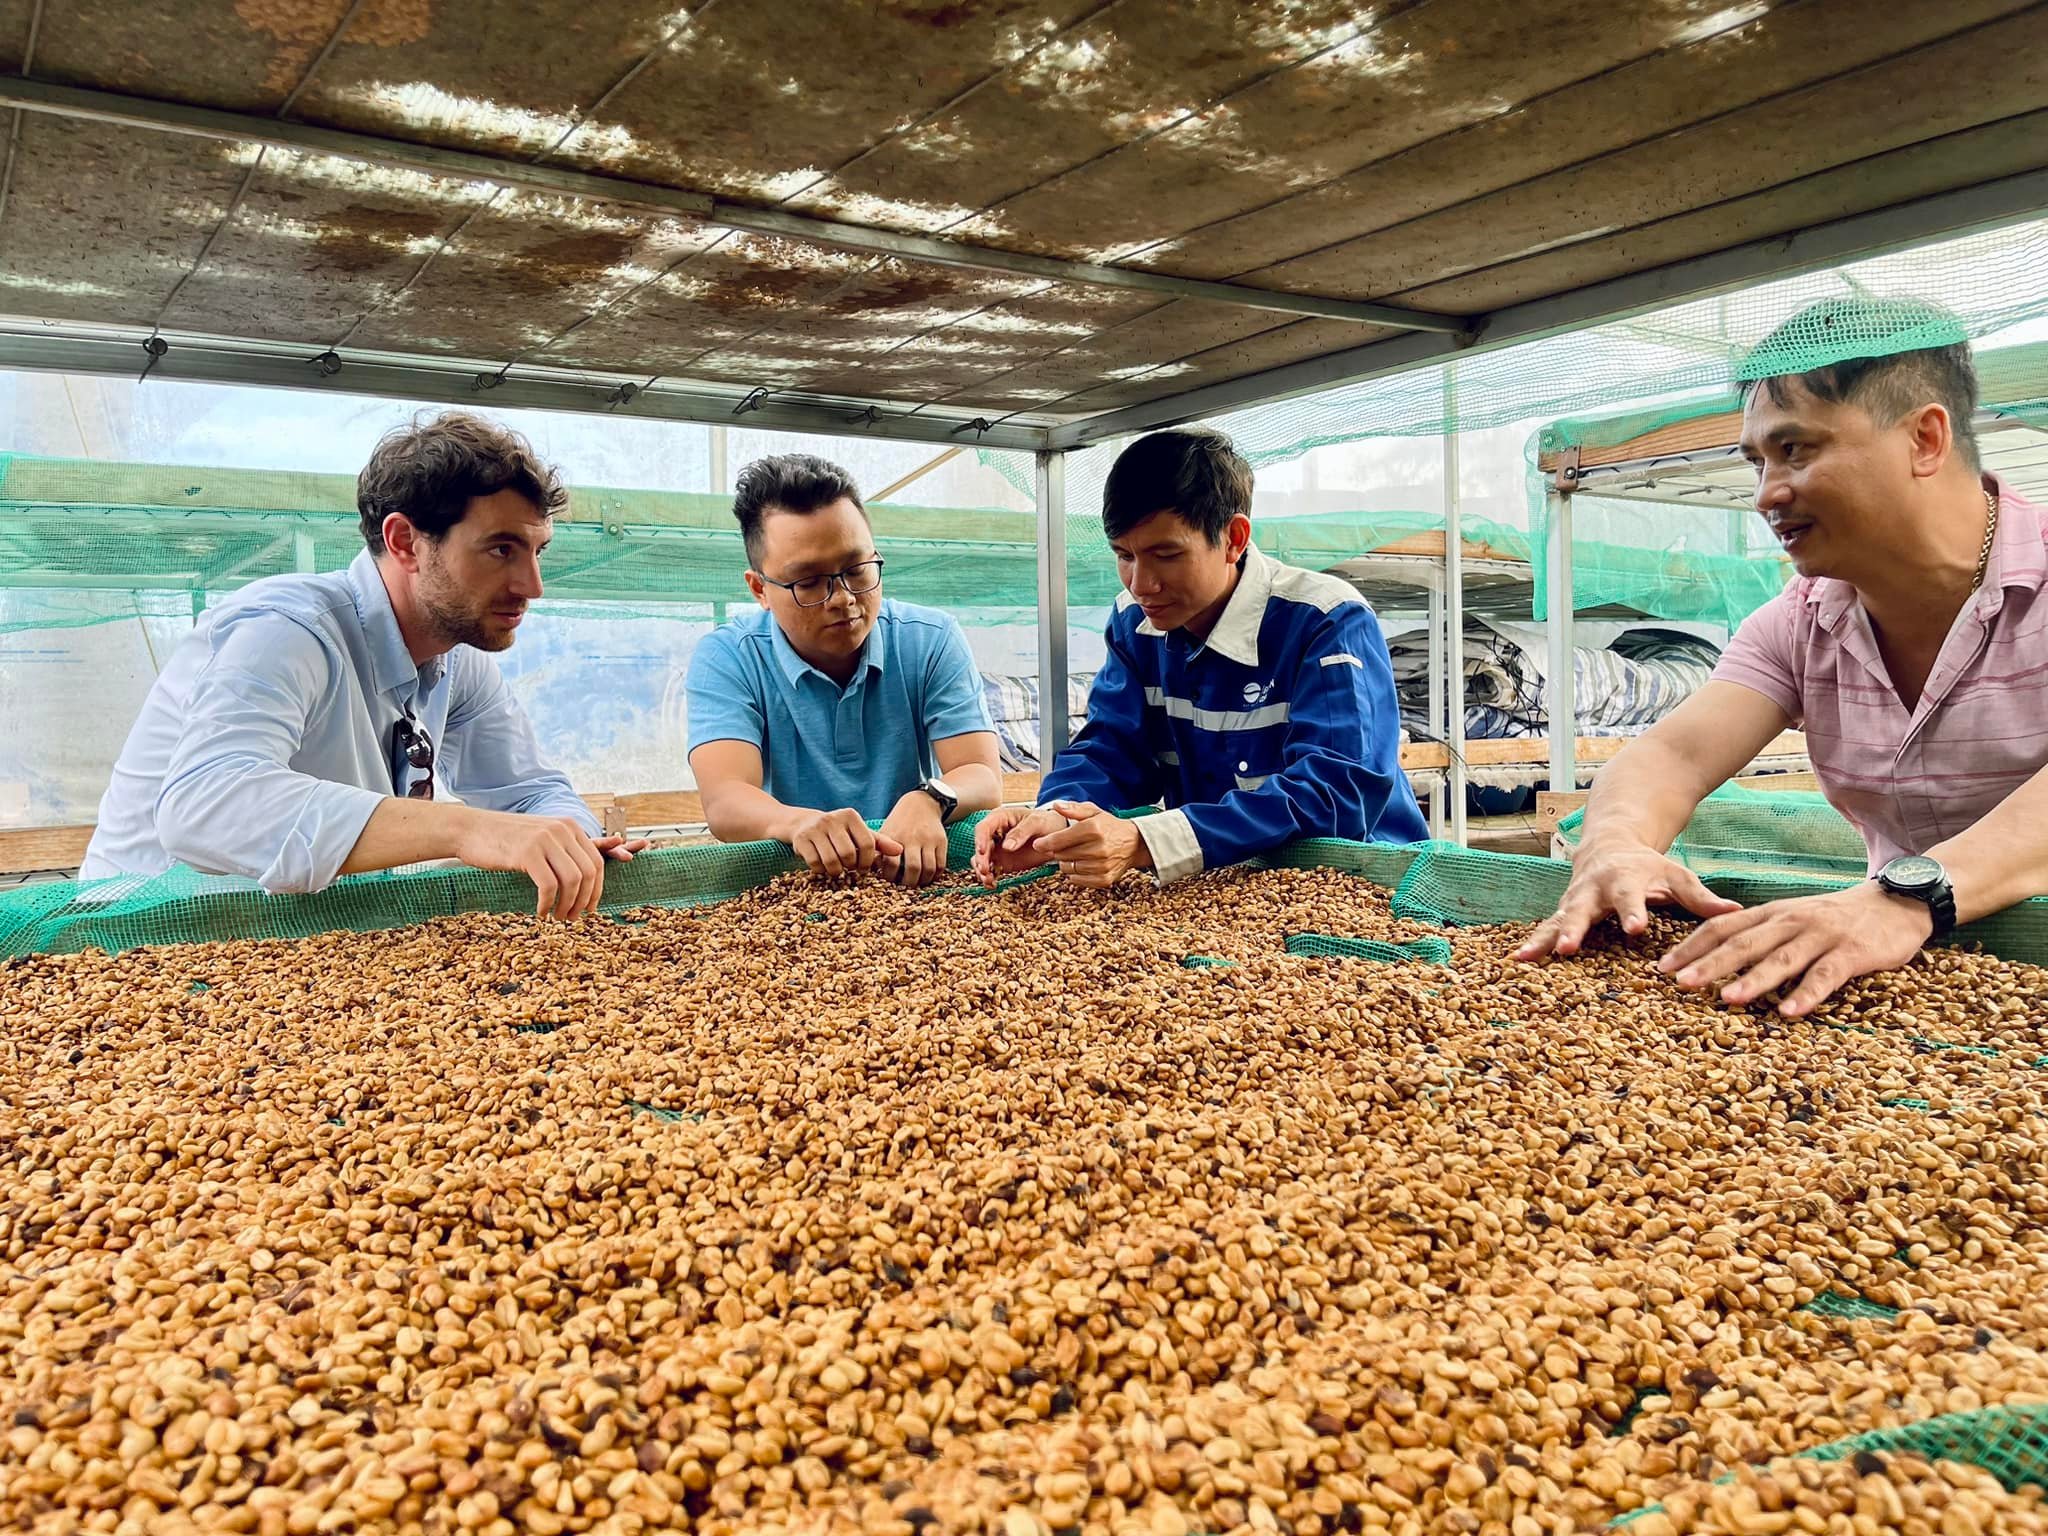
[1973, 486, 2000, 591]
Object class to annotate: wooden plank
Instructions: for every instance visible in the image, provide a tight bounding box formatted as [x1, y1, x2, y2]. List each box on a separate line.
[1362, 530, 1530, 563]
[1536, 791, 1587, 831]
[0, 824, 95, 874]
[579, 793, 626, 839]
[1465, 815, 1550, 859]
[1408, 731, 1805, 772]
[1535, 411, 1742, 474]
[616, 790, 704, 828]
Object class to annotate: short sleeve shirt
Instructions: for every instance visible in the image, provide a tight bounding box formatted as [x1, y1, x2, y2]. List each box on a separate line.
[1712, 477, 2048, 872]
[686, 599, 993, 821]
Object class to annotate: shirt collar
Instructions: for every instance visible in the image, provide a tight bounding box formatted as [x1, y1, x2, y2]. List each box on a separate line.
[347, 549, 444, 698]
[769, 606, 885, 688]
[1134, 544, 1273, 667]
[1805, 475, 2048, 630]
[1978, 475, 2047, 616]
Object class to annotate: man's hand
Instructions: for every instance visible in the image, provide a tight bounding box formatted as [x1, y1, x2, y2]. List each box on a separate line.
[1517, 839, 1740, 960]
[1032, 801, 1152, 888]
[453, 809, 613, 921]
[1655, 881, 1932, 1017]
[878, 792, 949, 889]
[597, 836, 650, 863]
[972, 805, 1069, 885]
[784, 807, 904, 880]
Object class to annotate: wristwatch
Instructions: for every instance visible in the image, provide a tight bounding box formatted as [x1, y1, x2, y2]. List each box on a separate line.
[915, 776, 960, 820]
[1875, 854, 1957, 942]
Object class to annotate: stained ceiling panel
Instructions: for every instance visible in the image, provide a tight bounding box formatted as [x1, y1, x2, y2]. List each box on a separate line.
[0, 0, 2042, 437]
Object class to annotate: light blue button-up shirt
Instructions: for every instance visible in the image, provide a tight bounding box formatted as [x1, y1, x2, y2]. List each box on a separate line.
[685, 600, 992, 822]
[81, 550, 598, 892]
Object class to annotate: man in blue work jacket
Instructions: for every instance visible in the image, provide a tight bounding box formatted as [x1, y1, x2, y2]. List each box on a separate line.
[973, 427, 1426, 887]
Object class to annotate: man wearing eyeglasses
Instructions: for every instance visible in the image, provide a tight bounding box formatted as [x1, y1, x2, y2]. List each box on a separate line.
[686, 454, 1001, 886]
[82, 412, 641, 919]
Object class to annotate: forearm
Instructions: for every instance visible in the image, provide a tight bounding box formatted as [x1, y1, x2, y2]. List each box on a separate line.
[339, 798, 479, 876]
[1576, 736, 1719, 855]
[1927, 770, 2048, 924]
[942, 763, 1001, 818]
[700, 780, 809, 844]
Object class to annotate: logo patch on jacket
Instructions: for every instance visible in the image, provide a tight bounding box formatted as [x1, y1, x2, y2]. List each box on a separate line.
[1242, 681, 1273, 706]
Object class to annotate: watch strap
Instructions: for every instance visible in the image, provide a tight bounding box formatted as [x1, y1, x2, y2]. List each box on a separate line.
[1879, 862, 1957, 942]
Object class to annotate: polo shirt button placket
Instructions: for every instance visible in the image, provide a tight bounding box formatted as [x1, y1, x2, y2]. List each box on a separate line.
[835, 678, 866, 765]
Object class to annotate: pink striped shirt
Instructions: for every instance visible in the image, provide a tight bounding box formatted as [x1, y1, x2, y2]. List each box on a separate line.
[1713, 478, 2048, 873]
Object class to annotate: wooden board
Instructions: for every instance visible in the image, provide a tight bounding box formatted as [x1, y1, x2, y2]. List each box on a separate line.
[1401, 732, 1806, 772]
[1535, 410, 1744, 474]
[0, 825, 96, 875]
[1361, 530, 1531, 564]
[615, 791, 704, 828]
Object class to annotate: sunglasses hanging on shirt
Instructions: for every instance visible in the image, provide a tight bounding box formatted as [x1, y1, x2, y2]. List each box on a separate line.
[392, 711, 435, 800]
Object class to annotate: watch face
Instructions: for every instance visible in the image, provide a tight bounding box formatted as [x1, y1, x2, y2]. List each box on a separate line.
[1883, 855, 1943, 890]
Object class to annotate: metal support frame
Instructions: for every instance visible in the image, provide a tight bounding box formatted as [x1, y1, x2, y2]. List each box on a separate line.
[1035, 450, 1070, 769]
[1046, 164, 2048, 450]
[1545, 452, 1579, 795]
[0, 325, 1051, 453]
[0, 77, 1467, 335]
[1424, 584, 1445, 839]
[4, 157, 2041, 465]
[708, 426, 729, 498]
[1443, 365, 1467, 847]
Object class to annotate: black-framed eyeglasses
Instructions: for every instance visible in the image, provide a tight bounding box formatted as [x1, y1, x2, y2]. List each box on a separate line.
[754, 557, 884, 609]
[392, 712, 435, 800]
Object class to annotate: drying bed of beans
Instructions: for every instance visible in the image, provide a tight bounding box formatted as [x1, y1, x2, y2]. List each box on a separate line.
[3, 865, 2048, 1536]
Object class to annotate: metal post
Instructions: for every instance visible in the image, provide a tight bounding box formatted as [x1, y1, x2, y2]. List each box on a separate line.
[1035, 449, 1071, 767]
[1546, 477, 1578, 793]
[293, 530, 318, 573]
[1425, 585, 1445, 838]
[709, 425, 729, 496]
[1443, 366, 1467, 846]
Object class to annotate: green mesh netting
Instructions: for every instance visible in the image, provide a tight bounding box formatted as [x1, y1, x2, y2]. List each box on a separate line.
[0, 453, 1562, 634]
[1611, 1405, 2048, 1527]
[1556, 783, 1869, 880]
[1799, 1291, 1900, 1322]
[0, 456, 1058, 630]
[1021, 220, 2048, 636]
[1807, 1407, 2048, 1494]
[1283, 933, 1454, 965]
[1733, 296, 1971, 384]
[12, 824, 2048, 966]
[1389, 841, 1569, 928]
[0, 841, 801, 958]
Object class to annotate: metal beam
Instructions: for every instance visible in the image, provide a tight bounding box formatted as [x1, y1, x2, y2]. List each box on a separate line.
[1047, 164, 2048, 449]
[1035, 450, 1070, 768]
[0, 77, 1469, 334]
[1442, 364, 1466, 848]
[0, 326, 1055, 453]
[1545, 485, 1576, 795]
[1424, 584, 1444, 839]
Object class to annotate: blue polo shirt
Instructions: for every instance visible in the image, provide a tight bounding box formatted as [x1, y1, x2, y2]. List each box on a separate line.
[686, 601, 993, 820]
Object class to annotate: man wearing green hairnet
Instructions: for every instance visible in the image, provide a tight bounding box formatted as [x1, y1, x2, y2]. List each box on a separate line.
[1521, 299, 2048, 1015]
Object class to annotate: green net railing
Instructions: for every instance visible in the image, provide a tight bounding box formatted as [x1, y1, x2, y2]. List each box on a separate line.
[1555, 783, 1870, 881]
[13, 818, 2048, 967]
